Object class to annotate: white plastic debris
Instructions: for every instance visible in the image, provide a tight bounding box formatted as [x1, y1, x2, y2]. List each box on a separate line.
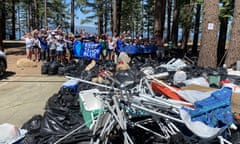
[0, 123, 27, 144]
[160, 58, 187, 71]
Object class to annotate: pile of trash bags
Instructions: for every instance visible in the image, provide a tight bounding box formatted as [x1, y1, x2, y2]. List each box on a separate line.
[19, 53, 240, 143]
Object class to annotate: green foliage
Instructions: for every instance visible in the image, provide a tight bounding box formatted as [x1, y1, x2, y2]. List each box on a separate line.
[179, 2, 194, 30]
[219, 0, 234, 18]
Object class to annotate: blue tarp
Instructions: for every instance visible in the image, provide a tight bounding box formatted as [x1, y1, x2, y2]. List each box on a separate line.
[117, 41, 157, 54]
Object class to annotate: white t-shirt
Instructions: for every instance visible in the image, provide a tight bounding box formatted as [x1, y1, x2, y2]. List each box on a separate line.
[56, 42, 65, 51]
[24, 37, 34, 48]
[108, 41, 115, 50]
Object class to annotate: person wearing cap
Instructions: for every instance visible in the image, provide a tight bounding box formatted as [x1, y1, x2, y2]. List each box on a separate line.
[47, 32, 57, 62]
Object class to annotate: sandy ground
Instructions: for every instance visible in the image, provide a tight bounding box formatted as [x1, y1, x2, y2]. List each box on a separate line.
[4, 47, 42, 76]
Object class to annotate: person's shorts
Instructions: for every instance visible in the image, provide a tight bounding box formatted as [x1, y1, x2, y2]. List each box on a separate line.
[50, 49, 56, 56]
[106, 49, 114, 55]
[33, 46, 39, 49]
[56, 51, 63, 56]
[26, 47, 33, 50]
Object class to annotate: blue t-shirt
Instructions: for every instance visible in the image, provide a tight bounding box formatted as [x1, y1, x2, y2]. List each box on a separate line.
[38, 36, 48, 49]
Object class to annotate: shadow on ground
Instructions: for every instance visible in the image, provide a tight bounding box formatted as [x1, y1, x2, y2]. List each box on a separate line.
[0, 71, 16, 80]
[5, 47, 25, 56]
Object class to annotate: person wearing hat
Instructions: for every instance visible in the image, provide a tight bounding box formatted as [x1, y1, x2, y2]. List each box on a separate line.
[47, 32, 57, 62]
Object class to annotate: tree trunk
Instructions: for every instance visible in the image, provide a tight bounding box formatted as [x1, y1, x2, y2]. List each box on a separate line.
[182, 27, 190, 53]
[171, 0, 180, 48]
[2, 0, 6, 40]
[166, 0, 172, 42]
[97, 0, 103, 34]
[154, 1, 161, 34]
[217, 17, 228, 66]
[11, 0, 16, 40]
[17, 6, 21, 39]
[27, 0, 31, 32]
[104, 2, 108, 34]
[44, 0, 47, 27]
[112, 0, 117, 34]
[160, 0, 166, 38]
[117, 0, 122, 35]
[33, 0, 38, 29]
[225, 0, 240, 66]
[192, 3, 201, 56]
[0, 0, 3, 51]
[112, 0, 121, 35]
[71, 0, 74, 33]
[197, 0, 219, 68]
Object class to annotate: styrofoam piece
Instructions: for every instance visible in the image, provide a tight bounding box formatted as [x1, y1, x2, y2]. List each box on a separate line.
[173, 71, 187, 85]
[160, 58, 187, 71]
[183, 77, 209, 87]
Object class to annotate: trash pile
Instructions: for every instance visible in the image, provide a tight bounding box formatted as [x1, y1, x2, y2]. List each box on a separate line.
[19, 53, 240, 143]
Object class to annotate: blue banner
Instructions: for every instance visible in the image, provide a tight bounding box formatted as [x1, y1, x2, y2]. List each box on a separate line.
[73, 40, 82, 58]
[81, 42, 102, 59]
[73, 41, 102, 59]
[117, 41, 156, 54]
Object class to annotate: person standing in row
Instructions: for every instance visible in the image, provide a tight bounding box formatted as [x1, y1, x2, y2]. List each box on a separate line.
[107, 37, 116, 61]
[47, 32, 57, 62]
[38, 30, 49, 62]
[32, 32, 40, 62]
[56, 36, 66, 63]
[22, 32, 34, 60]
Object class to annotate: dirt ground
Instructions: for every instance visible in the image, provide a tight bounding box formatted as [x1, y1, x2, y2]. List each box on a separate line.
[4, 47, 42, 76]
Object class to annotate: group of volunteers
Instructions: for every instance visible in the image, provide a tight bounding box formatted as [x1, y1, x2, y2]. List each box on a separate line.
[21, 25, 164, 64]
[21, 26, 75, 63]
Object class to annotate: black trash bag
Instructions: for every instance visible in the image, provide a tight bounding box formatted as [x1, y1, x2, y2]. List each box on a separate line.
[40, 110, 69, 136]
[45, 93, 70, 113]
[20, 133, 41, 144]
[21, 115, 42, 133]
[58, 66, 65, 75]
[114, 69, 136, 89]
[48, 61, 62, 75]
[20, 115, 43, 144]
[39, 109, 87, 144]
[41, 62, 50, 74]
[58, 87, 80, 112]
[57, 128, 92, 144]
[61, 63, 78, 76]
[79, 70, 93, 81]
[127, 117, 172, 144]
